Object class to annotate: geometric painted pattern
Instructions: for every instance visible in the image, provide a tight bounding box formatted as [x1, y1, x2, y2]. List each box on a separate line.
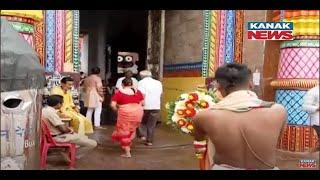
[64, 10, 74, 72]
[72, 10, 80, 72]
[19, 33, 35, 49]
[45, 10, 56, 73]
[34, 20, 45, 66]
[278, 47, 320, 79]
[275, 90, 310, 125]
[208, 10, 218, 77]
[277, 124, 318, 152]
[201, 10, 242, 77]
[164, 62, 202, 71]
[218, 10, 226, 67]
[270, 79, 319, 89]
[55, 10, 65, 72]
[273, 10, 320, 37]
[281, 39, 320, 49]
[9, 21, 34, 34]
[234, 10, 244, 64]
[164, 62, 202, 77]
[201, 10, 211, 77]
[224, 10, 235, 64]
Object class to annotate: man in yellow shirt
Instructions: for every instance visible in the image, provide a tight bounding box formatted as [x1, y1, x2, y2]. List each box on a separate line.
[51, 77, 93, 135]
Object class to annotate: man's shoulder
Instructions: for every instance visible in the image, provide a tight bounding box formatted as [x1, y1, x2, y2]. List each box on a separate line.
[149, 78, 162, 85]
[51, 86, 59, 91]
[42, 106, 52, 111]
[42, 106, 56, 117]
[51, 86, 62, 93]
[269, 103, 287, 114]
[194, 109, 216, 122]
[138, 78, 148, 84]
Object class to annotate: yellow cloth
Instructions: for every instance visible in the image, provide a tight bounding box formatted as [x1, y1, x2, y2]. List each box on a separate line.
[50, 86, 93, 135]
[0, 10, 43, 21]
[284, 17, 320, 36]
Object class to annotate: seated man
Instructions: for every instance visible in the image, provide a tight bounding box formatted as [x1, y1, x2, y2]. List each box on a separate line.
[42, 95, 97, 160]
[192, 63, 287, 170]
[51, 77, 93, 135]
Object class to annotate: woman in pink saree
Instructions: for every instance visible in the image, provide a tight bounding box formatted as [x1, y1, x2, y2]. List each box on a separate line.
[110, 78, 144, 158]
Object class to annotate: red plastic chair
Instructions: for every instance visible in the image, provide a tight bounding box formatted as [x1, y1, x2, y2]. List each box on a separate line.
[40, 119, 76, 169]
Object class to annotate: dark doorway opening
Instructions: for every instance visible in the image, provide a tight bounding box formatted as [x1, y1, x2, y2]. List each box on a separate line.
[106, 11, 148, 81]
[80, 10, 148, 125]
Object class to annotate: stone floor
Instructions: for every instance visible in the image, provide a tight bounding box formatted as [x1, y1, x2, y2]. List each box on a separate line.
[46, 125, 319, 170]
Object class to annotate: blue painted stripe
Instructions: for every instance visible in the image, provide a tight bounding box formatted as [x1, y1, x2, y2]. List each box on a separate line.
[164, 62, 202, 71]
[275, 90, 310, 125]
[224, 10, 235, 64]
[45, 10, 55, 73]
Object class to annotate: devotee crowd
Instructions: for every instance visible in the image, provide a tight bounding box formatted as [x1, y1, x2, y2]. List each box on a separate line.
[41, 64, 319, 170]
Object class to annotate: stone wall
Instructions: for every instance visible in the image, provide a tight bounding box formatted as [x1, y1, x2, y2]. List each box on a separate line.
[242, 10, 267, 98]
[80, 11, 107, 80]
[164, 10, 203, 65]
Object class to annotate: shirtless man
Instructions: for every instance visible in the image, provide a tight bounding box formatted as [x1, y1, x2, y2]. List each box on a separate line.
[192, 63, 287, 170]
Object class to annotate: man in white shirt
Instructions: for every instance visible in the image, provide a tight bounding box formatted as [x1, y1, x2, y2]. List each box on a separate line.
[115, 70, 138, 90]
[302, 84, 319, 150]
[137, 70, 163, 146]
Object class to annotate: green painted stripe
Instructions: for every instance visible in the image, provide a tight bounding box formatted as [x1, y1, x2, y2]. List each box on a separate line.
[281, 40, 319, 48]
[9, 21, 34, 34]
[202, 10, 211, 77]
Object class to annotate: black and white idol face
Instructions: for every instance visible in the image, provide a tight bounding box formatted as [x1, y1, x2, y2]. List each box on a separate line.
[117, 52, 139, 74]
[117, 55, 134, 68]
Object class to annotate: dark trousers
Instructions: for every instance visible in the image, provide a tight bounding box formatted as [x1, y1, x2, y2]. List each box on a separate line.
[79, 101, 87, 116]
[137, 110, 160, 143]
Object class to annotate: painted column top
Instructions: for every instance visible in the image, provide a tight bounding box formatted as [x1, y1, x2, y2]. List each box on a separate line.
[1, 10, 43, 21]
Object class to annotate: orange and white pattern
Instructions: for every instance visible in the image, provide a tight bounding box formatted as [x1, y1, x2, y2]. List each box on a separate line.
[166, 90, 217, 134]
[271, 79, 319, 90]
[64, 10, 73, 72]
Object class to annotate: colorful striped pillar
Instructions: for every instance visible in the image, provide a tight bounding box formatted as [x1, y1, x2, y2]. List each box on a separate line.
[202, 10, 244, 77]
[272, 10, 319, 152]
[43, 10, 80, 73]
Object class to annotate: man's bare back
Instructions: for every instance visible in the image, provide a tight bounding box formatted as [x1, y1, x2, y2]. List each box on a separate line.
[194, 104, 287, 169]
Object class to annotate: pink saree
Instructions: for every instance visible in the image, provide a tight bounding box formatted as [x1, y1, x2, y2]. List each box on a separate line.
[111, 104, 144, 149]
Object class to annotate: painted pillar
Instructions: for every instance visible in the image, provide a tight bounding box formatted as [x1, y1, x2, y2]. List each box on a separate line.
[44, 10, 80, 73]
[202, 10, 244, 86]
[272, 10, 319, 152]
[1, 10, 44, 65]
[0, 10, 44, 170]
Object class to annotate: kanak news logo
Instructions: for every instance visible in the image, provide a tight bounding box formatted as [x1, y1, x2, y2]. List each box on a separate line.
[299, 159, 317, 169]
[247, 22, 294, 40]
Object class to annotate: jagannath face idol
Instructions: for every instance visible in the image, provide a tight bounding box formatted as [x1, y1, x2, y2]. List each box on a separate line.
[117, 52, 139, 74]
